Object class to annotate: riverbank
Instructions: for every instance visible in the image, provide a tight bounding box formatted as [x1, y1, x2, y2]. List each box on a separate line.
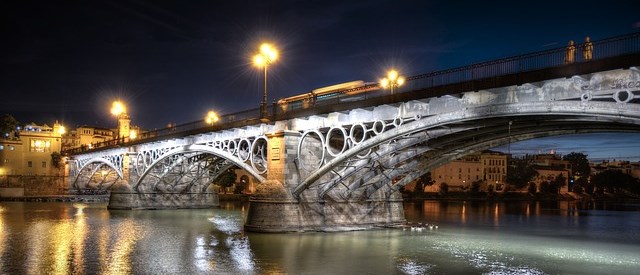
[0, 193, 249, 203]
[403, 191, 640, 202]
[0, 195, 109, 203]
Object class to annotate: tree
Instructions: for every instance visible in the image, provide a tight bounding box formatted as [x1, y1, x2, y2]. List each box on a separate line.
[573, 184, 584, 194]
[539, 181, 551, 194]
[591, 170, 638, 194]
[507, 158, 538, 189]
[216, 170, 237, 193]
[0, 114, 19, 136]
[562, 152, 591, 178]
[414, 172, 434, 194]
[549, 173, 566, 193]
[470, 180, 482, 193]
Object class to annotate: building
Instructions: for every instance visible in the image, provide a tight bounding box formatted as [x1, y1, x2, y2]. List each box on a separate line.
[426, 150, 508, 192]
[532, 152, 572, 172]
[61, 111, 140, 152]
[62, 126, 116, 151]
[590, 160, 640, 179]
[528, 153, 571, 193]
[0, 122, 64, 176]
[531, 167, 570, 193]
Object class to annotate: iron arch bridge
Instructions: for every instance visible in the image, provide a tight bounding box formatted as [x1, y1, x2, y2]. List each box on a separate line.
[67, 66, 640, 230]
[69, 67, 640, 198]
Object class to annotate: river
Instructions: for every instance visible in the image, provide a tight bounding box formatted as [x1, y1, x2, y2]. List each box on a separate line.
[0, 200, 638, 274]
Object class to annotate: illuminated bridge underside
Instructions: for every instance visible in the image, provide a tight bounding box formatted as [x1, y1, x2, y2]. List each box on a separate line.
[292, 68, 640, 201]
[69, 67, 640, 230]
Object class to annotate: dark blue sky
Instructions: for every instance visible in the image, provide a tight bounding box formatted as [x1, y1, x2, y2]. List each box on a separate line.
[1, 0, 639, 160]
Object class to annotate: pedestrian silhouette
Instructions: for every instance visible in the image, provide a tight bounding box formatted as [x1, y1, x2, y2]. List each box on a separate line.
[565, 40, 576, 64]
[582, 36, 593, 61]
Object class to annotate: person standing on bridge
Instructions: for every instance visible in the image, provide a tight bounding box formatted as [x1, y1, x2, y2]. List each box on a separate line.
[565, 40, 576, 64]
[582, 36, 593, 61]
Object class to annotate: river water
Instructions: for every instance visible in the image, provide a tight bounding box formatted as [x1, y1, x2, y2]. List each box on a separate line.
[0, 200, 639, 274]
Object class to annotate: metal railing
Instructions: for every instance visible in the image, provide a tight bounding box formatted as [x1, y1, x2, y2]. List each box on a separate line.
[65, 32, 640, 155]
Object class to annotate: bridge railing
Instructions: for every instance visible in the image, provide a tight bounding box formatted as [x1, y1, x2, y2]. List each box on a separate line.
[411, 32, 639, 90]
[66, 32, 640, 155]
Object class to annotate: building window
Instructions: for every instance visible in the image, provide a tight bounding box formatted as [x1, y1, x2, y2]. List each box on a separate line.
[42, 161, 47, 168]
[30, 139, 51, 152]
[28, 161, 32, 167]
[0, 145, 3, 150]
[9, 146, 14, 151]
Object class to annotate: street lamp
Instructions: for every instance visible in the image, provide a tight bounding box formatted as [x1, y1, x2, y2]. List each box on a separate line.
[380, 69, 405, 94]
[129, 129, 137, 140]
[253, 43, 278, 118]
[205, 110, 219, 125]
[110, 101, 126, 117]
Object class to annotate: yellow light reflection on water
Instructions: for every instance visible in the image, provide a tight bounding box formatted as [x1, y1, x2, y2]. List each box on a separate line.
[0, 206, 6, 262]
[20, 206, 90, 274]
[461, 201, 467, 225]
[26, 221, 48, 272]
[104, 220, 141, 275]
[493, 203, 500, 227]
[72, 209, 87, 274]
[51, 221, 73, 275]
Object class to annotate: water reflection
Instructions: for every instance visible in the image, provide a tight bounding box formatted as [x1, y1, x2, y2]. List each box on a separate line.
[0, 201, 639, 274]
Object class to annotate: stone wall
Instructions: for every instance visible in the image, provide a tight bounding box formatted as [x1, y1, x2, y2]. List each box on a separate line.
[0, 175, 68, 197]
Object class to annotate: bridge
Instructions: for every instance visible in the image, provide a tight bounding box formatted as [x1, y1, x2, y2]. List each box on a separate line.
[66, 32, 640, 232]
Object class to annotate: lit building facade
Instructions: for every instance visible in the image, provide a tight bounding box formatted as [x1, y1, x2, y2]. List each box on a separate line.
[0, 122, 64, 176]
[427, 150, 508, 192]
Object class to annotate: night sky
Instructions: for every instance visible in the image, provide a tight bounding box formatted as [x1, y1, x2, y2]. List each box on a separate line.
[2, 0, 639, 160]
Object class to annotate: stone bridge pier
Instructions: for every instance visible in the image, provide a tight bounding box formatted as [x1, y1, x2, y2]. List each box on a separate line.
[245, 131, 405, 232]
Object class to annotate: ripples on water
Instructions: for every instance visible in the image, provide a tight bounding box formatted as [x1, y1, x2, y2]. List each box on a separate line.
[0, 200, 639, 274]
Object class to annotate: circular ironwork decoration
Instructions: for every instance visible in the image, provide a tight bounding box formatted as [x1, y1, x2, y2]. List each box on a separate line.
[614, 90, 633, 103]
[325, 127, 348, 157]
[250, 136, 269, 174]
[297, 130, 326, 171]
[238, 138, 252, 162]
[372, 120, 386, 135]
[349, 123, 367, 145]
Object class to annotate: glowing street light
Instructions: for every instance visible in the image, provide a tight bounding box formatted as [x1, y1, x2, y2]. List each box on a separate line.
[110, 101, 126, 117]
[129, 129, 137, 140]
[380, 69, 405, 94]
[253, 43, 278, 118]
[205, 111, 219, 125]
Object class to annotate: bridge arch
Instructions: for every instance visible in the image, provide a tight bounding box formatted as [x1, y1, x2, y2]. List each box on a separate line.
[132, 144, 266, 193]
[293, 99, 640, 199]
[72, 157, 124, 190]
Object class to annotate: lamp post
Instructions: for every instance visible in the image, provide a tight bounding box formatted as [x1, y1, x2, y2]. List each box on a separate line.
[253, 43, 278, 119]
[380, 69, 405, 94]
[205, 110, 219, 125]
